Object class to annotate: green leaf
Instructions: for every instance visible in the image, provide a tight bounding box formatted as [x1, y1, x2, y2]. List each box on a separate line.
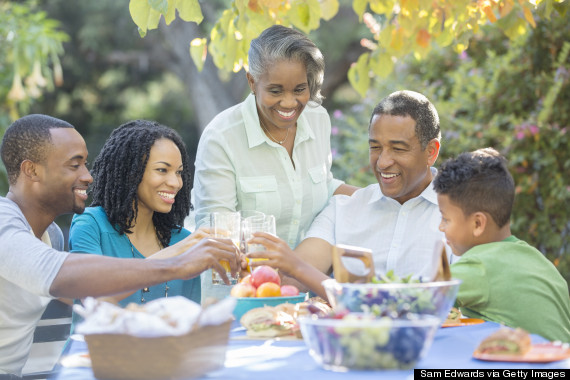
[319, 0, 339, 20]
[147, 8, 162, 30]
[129, 0, 152, 37]
[289, 0, 321, 33]
[552, 2, 568, 17]
[189, 37, 207, 71]
[435, 27, 453, 47]
[370, 51, 394, 78]
[164, 1, 177, 25]
[378, 24, 394, 48]
[369, 0, 394, 15]
[149, 0, 168, 15]
[347, 52, 370, 98]
[352, 0, 368, 21]
[175, 0, 203, 24]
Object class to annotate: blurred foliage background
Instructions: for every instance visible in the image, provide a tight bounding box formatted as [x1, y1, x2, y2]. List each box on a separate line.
[1, 0, 569, 288]
[330, 15, 570, 286]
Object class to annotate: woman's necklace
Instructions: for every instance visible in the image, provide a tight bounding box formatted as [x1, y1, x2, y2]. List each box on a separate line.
[259, 117, 289, 145]
[127, 235, 169, 303]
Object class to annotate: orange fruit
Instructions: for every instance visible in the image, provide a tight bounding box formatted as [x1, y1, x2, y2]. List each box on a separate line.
[256, 282, 281, 297]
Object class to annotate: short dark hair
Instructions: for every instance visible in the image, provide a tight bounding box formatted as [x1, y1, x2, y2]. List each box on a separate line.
[248, 25, 325, 104]
[1, 114, 74, 185]
[370, 90, 441, 149]
[89, 120, 192, 247]
[433, 148, 514, 228]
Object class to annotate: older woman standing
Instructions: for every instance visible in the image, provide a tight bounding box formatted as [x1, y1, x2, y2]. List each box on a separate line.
[193, 25, 357, 299]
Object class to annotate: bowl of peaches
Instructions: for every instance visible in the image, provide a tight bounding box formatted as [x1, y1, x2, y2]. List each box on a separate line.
[231, 266, 307, 321]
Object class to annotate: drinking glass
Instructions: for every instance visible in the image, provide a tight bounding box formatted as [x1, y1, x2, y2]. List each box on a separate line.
[242, 214, 276, 262]
[210, 211, 241, 285]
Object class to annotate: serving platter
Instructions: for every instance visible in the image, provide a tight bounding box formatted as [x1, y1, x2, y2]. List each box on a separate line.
[473, 342, 570, 363]
[442, 318, 485, 328]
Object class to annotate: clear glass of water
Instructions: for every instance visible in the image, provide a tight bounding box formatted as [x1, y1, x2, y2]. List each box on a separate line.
[242, 214, 276, 261]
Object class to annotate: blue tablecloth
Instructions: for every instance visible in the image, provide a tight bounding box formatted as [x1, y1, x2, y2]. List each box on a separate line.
[52, 321, 570, 380]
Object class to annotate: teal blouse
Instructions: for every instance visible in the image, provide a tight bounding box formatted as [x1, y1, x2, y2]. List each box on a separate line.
[69, 206, 201, 305]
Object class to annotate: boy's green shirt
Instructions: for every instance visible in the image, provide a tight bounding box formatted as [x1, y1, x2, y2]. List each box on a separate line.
[451, 235, 570, 343]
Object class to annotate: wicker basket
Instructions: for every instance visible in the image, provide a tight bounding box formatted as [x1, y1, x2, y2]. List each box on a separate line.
[84, 320, 232, 380]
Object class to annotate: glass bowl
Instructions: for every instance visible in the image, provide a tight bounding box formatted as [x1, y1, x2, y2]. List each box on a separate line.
[299, 313, 440, 371]
[322, 278, 461, 322]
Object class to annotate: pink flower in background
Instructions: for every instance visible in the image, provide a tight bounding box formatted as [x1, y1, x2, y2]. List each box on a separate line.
[528, 125, 539, 135]
[459, 51, 469, 61]
[331, 148, 338, 158]
[331, 126, 339, 135]
[333, 110, 343, 119]
[514, 123, 539, 140]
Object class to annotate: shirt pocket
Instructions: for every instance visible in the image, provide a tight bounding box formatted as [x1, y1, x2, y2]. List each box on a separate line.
[308, 165, 329, 215]
[238, 176, 281, 219]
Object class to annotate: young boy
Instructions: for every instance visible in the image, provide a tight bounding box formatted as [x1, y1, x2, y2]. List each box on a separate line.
[433, 148, 570, 343]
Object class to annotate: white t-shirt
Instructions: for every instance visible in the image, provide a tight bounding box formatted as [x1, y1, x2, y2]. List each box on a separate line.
[306, 170, 453, 280]
[0, 197, 68, 376]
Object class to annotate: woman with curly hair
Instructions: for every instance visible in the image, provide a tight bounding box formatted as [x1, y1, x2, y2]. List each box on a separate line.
[69, 120, 233, 307]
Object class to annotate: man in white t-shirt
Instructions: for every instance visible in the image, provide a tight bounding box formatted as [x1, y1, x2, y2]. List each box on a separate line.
[0, 115, 240, 377]
[246, 91, 451, 298]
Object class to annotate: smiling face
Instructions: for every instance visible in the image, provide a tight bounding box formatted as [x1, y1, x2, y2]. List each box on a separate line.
[369, 114, 439, 204]
[40, 128, 92, 215]
[247, 59, 310, 133]
[136, 138, 183, 215]
[437, 194, 477, 256]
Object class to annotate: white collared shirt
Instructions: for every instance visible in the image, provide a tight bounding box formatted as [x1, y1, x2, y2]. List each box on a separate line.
[193, 94, 343, 249]
[306, 168, 454, 279]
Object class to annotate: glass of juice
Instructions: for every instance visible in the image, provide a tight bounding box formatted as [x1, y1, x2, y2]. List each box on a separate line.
[210, 211, 241, 285]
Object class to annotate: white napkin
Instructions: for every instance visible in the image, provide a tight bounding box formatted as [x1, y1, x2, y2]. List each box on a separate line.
[74, 296, 236, 337]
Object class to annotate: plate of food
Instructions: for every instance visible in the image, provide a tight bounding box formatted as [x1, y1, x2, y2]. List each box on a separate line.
[441, 307, 485, 327]
[473, 327, 570, 363]
[238, 298, 332, 339]
[442, 318, 485, 328]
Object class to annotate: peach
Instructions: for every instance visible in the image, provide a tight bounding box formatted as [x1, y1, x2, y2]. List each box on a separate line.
[280, 285, 299, 296]
[256, 282, 281, 297]
[251, 265, 281, 288]
[230, 283, 256, 298]
[240, 274, 254, 286]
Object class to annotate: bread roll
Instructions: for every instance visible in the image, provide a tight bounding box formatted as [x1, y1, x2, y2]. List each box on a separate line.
[476, 327, 531, 356]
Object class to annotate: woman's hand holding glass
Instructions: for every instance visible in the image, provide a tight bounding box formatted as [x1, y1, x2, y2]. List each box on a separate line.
[245, 232, 300, 277]
[242, 214, 276, 261]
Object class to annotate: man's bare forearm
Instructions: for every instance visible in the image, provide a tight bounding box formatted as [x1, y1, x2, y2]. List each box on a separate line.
[49, 254, 185, 298]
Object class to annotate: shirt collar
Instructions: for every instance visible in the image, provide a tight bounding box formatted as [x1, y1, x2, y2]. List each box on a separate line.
[368, 167, 439, 206]
[242, 93, 315, 148]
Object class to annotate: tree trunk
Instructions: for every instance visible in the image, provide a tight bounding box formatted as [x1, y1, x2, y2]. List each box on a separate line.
[158, 19, 248, 132]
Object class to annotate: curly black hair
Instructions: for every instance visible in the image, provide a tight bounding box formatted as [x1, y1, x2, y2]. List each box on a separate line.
[89, 120, 192, 247]
[433, 148, 514, 228]
[1, 114, 74, 185]
[370, 90, 441, 149]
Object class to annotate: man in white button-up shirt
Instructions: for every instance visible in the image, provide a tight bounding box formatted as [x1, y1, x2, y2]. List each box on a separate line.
[247, 91, 452, 298]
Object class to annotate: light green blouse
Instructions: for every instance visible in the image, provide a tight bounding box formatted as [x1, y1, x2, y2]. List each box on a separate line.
[193, 94, 343, 249]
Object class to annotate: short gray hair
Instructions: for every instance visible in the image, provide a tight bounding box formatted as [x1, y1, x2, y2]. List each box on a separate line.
[248, 25, 325, 104]
[370, 90, 441, 149]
